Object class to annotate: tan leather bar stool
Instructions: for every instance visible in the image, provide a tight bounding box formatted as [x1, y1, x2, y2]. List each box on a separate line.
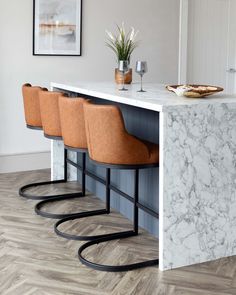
[78, 103, 159, 272]
[38, 96, 115, 241]
[19, 85, 83, 208]
[20, 83, 58, 200]
[21, 83, 43, 130]
[34, 90, 89, 219]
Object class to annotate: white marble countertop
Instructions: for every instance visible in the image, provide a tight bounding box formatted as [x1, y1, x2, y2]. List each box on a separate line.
[51, 81, 236, 112]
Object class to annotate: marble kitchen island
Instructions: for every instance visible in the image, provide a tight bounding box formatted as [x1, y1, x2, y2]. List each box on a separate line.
[51, 81, 236, 271]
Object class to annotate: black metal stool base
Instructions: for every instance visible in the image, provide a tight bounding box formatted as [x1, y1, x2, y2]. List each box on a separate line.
[53, 168, 112, 239]
[54, 209, 119, 241]
[35, 193, 88, 219]
[19, 179, 78, 201]
[78, 231, 159, 272]
[20, 147, 88, 220]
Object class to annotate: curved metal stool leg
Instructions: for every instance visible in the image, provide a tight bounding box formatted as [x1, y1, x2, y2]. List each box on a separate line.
[19, 179, 70, 201]
[78, 169, 159, 272]
[78, 231, 159, 272]
[54, 168, 112, 239]
[55, 208, 113, 241]
[35, 193, 86, 219]
[34, 152, 88, 219]
[19, 149, 82, 201]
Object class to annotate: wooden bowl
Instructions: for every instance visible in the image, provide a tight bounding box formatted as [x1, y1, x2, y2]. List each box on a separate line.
[166, 84, 224, 98]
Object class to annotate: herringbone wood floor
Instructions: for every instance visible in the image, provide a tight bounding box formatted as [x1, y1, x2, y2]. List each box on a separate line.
[1, 170, 236, 295]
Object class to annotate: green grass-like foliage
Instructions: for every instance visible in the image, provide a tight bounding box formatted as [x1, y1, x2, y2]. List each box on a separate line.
[106, 23, 139, 63]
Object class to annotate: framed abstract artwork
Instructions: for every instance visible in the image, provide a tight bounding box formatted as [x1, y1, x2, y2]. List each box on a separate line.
[33, 0, 82, 56]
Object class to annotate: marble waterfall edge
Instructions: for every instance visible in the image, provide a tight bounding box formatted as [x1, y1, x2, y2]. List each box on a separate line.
[161, 103, 236, 270]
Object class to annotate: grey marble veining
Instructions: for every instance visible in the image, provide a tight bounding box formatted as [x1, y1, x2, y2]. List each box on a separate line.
[161, 103, 236, 270]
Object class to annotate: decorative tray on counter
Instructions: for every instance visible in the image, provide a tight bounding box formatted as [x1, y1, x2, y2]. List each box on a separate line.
[166, 84, 224, 98]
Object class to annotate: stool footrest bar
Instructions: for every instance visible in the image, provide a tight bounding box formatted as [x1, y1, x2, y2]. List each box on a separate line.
[66, 159, 82, 170]
[78, 167, 160, 218]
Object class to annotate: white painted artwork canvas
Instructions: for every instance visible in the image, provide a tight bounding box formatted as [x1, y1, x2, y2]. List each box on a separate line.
[33, 0, 82, 55]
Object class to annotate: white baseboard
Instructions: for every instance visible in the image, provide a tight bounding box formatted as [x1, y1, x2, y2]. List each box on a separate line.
[0, 151, 51, 173]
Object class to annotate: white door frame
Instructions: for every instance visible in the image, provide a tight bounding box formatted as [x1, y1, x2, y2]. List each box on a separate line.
[178, 0, 189, 84]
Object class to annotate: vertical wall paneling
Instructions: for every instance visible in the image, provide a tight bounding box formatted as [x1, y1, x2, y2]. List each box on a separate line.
[187, 0, 230, 90]
[226, 0, 236, 93]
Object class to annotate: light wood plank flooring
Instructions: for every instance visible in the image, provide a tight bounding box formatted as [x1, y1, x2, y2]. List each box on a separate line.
[0, 170, 236, 295]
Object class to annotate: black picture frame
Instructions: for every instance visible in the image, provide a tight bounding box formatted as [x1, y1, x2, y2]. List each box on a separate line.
[33, 0, 82, 56]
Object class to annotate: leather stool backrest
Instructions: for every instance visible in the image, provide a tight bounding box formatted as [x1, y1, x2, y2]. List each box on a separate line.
[59, 96, 88, 149]
[22, 83, 45, 128]
[83, 103, 138, 164]
[84, 103, 159, 166]
[39, 90, 64, 138]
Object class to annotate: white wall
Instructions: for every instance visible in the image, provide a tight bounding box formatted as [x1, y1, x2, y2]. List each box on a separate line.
[0, 0, 180, 172]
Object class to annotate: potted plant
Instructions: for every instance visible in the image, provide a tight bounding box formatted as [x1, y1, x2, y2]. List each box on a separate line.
[106, 23, 139, 84]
